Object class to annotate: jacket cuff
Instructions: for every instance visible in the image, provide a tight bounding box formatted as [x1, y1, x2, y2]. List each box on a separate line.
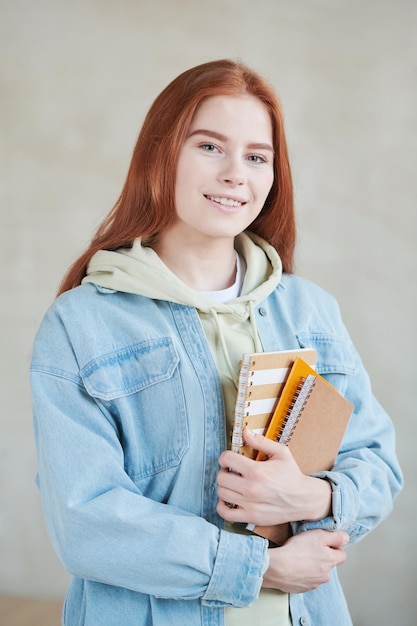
[292, 471, 360, 536]
[202, 530, 269, 608]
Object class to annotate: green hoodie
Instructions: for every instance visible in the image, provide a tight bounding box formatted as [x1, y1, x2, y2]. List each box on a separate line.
[83, 231, 282, 442]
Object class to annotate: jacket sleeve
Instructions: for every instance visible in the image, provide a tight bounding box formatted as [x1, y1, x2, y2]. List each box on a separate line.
[31, 308, 268, 606]
[292, 298, 403, 543]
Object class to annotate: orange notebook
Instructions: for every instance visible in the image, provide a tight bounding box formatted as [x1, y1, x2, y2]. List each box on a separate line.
[247, 357, 354, 545]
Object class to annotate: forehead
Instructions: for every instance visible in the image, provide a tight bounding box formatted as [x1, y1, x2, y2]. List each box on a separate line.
[189, 94, 272, 139]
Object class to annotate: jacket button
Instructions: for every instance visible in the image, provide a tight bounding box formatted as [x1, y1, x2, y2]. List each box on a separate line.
[300, 618, 308, 625]
[258, 307, 267, 316]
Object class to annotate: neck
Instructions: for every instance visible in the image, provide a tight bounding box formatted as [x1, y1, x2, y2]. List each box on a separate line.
[153, 233, 237, 291]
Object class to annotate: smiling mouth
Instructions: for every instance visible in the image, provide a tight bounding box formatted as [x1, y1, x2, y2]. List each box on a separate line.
[205, 195, 245, 208]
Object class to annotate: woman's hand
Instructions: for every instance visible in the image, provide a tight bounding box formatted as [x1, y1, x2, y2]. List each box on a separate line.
[216, 428, 332, 526]
[262, 529, 349, 593]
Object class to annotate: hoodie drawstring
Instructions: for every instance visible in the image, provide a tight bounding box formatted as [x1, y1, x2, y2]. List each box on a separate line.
[209, 300, 263, 389]
[249, 300, 263, 353]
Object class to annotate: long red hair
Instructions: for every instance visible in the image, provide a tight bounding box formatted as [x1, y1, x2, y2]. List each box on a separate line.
[58, 59, 295, 295]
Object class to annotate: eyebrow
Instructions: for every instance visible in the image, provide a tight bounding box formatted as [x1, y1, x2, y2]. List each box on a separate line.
[187, 128, 274, 153]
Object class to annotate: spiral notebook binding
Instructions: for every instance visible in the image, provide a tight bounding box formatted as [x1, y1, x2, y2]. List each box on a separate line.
[279, 374, 316, 444]
[231, 356, 252, 453]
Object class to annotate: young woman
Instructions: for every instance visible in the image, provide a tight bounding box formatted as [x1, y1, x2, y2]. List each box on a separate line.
[31, 59, 403, 626]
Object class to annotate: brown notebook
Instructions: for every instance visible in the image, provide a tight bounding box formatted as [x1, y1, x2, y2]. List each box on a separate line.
[245, 358, 354, 545]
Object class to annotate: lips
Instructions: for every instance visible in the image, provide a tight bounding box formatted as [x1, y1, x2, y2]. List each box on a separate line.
[205, 195, 246, 208]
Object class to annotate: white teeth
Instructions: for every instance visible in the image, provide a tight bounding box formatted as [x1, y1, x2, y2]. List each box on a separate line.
[208, 195, 242, 207]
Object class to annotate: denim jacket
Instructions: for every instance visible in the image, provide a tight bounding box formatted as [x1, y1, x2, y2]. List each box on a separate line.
[31, 274, 403, 626]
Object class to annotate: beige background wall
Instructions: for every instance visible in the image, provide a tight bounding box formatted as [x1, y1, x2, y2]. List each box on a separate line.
[1, 1, 416, 624]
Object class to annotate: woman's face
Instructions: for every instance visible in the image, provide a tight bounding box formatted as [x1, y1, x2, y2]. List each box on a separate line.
[172, 94, 274, 245]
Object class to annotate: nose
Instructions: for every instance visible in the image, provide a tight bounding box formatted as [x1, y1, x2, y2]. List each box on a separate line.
[219, 157, 245, 186]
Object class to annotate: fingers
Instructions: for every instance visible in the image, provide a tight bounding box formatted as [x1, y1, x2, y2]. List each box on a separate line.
[217, 449, 244, 472]
[289, 529, 350, 569]
[325, 530, 349, 569]
[263, 529, 350, 594]
[216, 467, 247, 518]
[326, 530, 350, 549]
[217, 429, 299, 524]
[218, 429, 289, 472]
[289, 529, 349, 549]
[243, 428, 288, 459]
[216, 463, 260, 522]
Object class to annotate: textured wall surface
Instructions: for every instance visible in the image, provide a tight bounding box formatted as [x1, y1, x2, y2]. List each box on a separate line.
[1, 1, 416, 624]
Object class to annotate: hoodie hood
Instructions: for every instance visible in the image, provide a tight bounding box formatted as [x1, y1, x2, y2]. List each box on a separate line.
[83, 231, 282, 316]
[83, 232, 283, 403]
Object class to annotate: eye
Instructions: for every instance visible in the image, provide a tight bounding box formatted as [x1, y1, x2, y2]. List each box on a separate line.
[247, 154, 268, 164]
[199, 143, 219, 153]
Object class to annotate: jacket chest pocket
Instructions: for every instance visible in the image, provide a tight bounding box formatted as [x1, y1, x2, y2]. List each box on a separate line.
[296, 332, 358, 396]
[80, 337, 189, 481]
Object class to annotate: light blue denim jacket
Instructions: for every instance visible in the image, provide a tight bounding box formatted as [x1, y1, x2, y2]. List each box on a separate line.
[31, 274, 403, 626]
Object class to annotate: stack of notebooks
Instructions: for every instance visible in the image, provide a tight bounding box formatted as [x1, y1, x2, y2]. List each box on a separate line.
[231, 348, 353, 545]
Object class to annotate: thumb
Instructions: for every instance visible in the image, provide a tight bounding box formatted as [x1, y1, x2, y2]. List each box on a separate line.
[243, 427, 286, 460]
[327, 531, 350, 549]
